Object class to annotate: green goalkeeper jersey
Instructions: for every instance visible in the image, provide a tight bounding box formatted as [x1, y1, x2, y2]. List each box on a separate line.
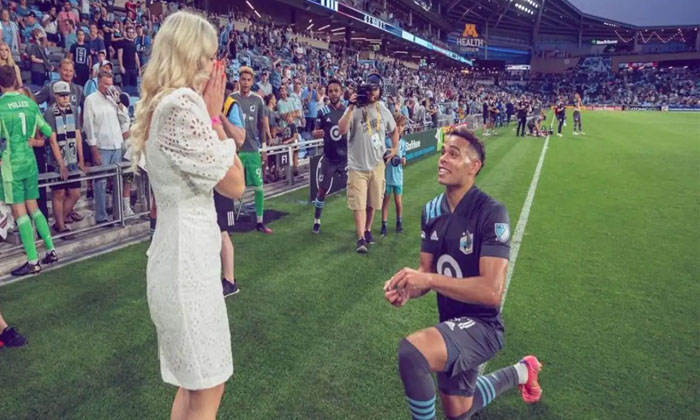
[0, 92, 53, 180]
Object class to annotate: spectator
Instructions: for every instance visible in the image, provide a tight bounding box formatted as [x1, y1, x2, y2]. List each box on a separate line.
[36, 59, 85, 111]
[85, 58, 112, 97]
[0, 42, 22, 88]
[21, 11, 42, 43]
[28, 29, 52, 86]
[125, 0, 137, 21]
[257, 69, 272, 96]
[79, 0, 90, 21]
[83, 71, 130, 223]
[279, 111, 299, 176]
[70, 29, 91, 86]
[380, 113, 407, 236]
[117, 25, 139, 95]
[87, 23, 105, 64]
[58, 1, 78, 38]
[63, 19, 77, 51]
[0, 8, 21, 54]
[96, 7, 113, 57]
[44, 80, 86, 236]
[41, 6, 59, 47]
[15, 0, 29, 18]
[134, 25, 150, 66]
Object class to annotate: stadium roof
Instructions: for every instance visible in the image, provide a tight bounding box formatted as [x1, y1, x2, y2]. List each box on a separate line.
[438, 0, 700, 37]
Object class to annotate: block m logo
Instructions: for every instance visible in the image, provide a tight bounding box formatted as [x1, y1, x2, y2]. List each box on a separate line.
[462, 24, 479, 38]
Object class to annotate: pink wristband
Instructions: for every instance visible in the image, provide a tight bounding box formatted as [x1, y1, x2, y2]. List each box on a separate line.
[211, 116, 222, 126]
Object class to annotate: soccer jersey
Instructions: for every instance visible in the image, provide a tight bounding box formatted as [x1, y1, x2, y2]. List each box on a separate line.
[0, 92, 53, 179]
[232, 91, 265, 152]
[420, 186, 511, 325]
[315, 102, 347, 165]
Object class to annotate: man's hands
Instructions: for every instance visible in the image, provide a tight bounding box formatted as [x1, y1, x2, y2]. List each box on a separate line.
[383, 267, 432, 307]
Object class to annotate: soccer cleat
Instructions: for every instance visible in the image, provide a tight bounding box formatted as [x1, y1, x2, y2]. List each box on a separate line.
[0, 326, 27, 347]
[11, 261, 41, 277]
[573, 132, 579, 136]
[364, 231, 375, 245]
[580, 132, 586, 135]
[396, 221, 403, 233]
[312, 223, 321, 234]
[356, 238, 368, 254]
[256, 223, 273, 234]
[41, 250, 59, 265]
[380, 223, 387, 237]
[222, 279, 240, 298]
[557, 133, 563, 137]
[518, 355, 543, 404]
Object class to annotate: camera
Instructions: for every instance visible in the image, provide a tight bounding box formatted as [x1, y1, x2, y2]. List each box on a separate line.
[356, 84, 373, 107]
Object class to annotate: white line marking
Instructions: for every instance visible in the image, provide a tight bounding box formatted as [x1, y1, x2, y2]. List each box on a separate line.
[501, 135, 550, 309]
[480, 135, 551, 375]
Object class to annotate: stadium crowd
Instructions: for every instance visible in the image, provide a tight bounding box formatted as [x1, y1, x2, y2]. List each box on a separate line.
[0, 0, 696, 244]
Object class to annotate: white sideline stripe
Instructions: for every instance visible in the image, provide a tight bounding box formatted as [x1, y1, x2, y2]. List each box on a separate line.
[479, 135, 551, 375]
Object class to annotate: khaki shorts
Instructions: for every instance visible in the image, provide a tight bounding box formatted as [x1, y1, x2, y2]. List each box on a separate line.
[347, 162, 385, 211]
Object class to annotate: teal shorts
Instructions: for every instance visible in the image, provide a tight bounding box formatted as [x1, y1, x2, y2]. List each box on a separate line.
[385, 184, 403, 196]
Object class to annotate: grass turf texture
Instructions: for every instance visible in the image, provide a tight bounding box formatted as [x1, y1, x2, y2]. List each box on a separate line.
[0, 111, 698, 419]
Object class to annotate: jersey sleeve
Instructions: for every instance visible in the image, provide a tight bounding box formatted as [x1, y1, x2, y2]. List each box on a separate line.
[315, 109, 323, 130]
[479, 203, 511, 260]
[420, 207, 439, 255]
[226, 103, 243, 128]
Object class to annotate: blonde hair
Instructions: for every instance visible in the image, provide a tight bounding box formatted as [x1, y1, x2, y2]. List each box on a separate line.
[0, 42, 16, 67]
[131, 11, 218, 168]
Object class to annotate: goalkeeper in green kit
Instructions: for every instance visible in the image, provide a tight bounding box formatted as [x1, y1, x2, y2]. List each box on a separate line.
[0, 66, 59, 276]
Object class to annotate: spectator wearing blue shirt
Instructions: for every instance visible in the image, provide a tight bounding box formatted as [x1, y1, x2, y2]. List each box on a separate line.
[216, 95, 245, 297]
[135, 25, 150, 66]
[381, 114, 407, 236]
[21, 11, 42, 44]
[0, 8, 21, 54]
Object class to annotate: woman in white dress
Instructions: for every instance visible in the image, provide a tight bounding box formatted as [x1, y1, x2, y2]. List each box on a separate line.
[130, 11, 245, 420]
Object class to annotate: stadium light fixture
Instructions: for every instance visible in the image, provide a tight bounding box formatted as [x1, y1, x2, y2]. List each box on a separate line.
[245, 1, 254, 10]
[331, 27, 345, 32]
[318, 24, 330, 31]
[254, 10, 261, 18]
[307, 23, 314, 30]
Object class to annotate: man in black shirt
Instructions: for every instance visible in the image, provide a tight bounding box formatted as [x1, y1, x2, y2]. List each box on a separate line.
[311, 79, 347, 234]
[516, 97, 529, 137]
[384, 126, 542, 420]
[117, 26, 140, 96]
[555, 99, 566, 137]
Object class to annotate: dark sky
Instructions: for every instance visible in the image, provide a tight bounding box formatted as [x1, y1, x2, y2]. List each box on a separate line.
[568, 0, 700, 27]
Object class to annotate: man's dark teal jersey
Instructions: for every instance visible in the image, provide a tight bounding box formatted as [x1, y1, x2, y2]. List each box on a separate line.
[315, 103, 347, 165]
[420, 186, 511, 325]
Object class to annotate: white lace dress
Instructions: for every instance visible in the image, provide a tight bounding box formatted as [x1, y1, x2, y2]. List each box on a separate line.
[145, 88, 236, 390]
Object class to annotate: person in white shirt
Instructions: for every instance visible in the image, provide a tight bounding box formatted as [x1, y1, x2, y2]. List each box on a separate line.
[83, 71, 130, 223]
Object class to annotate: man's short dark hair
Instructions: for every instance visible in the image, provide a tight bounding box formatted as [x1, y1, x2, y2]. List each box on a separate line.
[446, 125, 486, 175]
[0, 65, 17, 89]
[327, 78, 342, 89]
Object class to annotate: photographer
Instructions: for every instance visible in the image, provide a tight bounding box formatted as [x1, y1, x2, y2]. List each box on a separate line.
[338, 73, 398, 254]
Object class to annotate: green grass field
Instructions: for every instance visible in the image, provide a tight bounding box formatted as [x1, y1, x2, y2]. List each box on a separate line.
[0, 111, 698, 420]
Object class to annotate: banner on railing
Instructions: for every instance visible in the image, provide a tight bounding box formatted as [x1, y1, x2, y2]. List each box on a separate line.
[624, 105, 662, 111]
[667, 105, 700, 112]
